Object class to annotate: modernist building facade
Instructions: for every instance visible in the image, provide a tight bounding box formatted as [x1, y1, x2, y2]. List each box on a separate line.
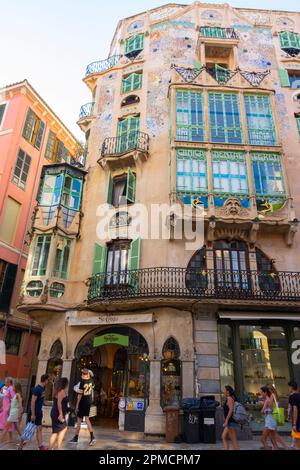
[0, 80, 78, 402]
[19, 3, 300, 434]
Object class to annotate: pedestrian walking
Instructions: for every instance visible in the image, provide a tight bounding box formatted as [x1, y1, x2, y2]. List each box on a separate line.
[0, 382, 23, 445]
[0, 378, 14, 433]
[288, 381, 300, 451]
[222, 385, 239, 450]
[49, 377, 69, 450]
[69, 369, 95, 446]
[268, 385, 287, 450]
[18, 374, 49, 450]
[260, 386, 278, 450]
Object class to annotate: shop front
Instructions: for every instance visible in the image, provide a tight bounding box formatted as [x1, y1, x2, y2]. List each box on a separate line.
[218, 315, 300, 432]
[72, 326, 149, 432]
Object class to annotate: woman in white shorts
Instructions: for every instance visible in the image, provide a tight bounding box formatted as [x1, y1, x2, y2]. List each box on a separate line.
[260, 386, 278, 450]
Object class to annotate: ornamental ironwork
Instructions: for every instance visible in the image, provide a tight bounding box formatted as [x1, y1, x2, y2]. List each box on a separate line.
[239, 70, 270, 87]
[171, 64, 204, 83]
[85, 55, 122, 76]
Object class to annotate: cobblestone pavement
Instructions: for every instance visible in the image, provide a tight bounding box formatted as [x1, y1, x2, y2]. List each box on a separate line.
[0, 427, 293, 451]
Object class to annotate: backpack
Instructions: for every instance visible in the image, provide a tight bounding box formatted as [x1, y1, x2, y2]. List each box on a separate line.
[233, 401, 249, 425]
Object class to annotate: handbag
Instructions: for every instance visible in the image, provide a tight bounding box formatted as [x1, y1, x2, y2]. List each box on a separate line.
[273, 397, 285, 427]
[21, 421, 37, 442]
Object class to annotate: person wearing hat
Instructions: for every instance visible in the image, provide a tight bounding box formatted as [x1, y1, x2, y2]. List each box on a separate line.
[69, 369, 95, 446]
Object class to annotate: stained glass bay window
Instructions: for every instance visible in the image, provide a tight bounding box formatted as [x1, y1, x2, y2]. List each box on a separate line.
[251, 153, 285, 196]
[208, 92, 242, 144]
[176, 90, 205, 142]
[176, 149, 207, 193]
[212, 151, 248, 195]
[244, 95, 276, 146]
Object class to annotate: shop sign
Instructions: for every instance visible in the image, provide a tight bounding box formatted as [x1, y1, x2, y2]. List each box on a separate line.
[68, 311, 153, 326]
[93, 333, 129, 347]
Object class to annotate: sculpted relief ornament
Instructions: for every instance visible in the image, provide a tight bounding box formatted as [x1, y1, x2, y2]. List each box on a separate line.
[216, 197, 250, 218]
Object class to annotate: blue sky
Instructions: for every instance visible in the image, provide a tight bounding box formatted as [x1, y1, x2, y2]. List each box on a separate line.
[0, 0, 299, 139]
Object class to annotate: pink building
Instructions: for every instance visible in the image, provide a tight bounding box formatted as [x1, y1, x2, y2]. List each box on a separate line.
[0, 80, 78, 397]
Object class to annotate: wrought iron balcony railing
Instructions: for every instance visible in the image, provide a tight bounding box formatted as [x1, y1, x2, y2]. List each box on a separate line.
[199, 26, 238, 40]
[101, 132, 150, 158]
[88, 268, 300, 302]
[79, 102, 95, 119]
[85, 55, 122, 77]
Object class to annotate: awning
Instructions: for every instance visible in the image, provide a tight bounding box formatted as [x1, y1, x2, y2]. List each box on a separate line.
[218, 312, 300, 321]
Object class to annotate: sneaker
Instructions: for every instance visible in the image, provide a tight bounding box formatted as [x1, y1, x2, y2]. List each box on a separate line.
[69, 436, 78, 444]
[89, 437, 96, 446]
[39, 445, 48, 450]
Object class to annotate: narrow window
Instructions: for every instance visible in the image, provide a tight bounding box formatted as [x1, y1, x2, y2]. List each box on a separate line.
[22, 108, 45, 149]
[0, 103, 6, 127]
[176, 90, 205, 142]
[31, 235, 52, 276]
[208, 92, 242, 144]
[53, 238, 71, 279]
[12, 149, 31, 189]
[244, 95, 276, 146]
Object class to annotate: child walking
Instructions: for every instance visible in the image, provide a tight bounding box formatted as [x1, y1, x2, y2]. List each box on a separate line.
[0, 382, 23, 446]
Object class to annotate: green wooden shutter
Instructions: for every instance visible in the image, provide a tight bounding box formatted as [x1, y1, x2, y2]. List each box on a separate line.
[92, 243, 107, 275]
[278, 68, 290, 87]
[34, 120, 45, 149]
[126, 167, 136, 203]
[107, 173, 113, 204]
[128, 237, 141, 292]
[22, 108, 35, 141]
[117, 116, 140, 153]
[56, 140, 64, 162]
[129, 237, 141, 270]
[45, 131, 56, 160]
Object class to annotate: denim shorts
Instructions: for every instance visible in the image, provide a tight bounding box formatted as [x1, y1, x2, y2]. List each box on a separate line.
[228, 421, 239, 429]
[265, 414, 277, 431]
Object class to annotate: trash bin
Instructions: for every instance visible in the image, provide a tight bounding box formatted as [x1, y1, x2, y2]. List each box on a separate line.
[164, 406, 179, 443]
[183, 408, 201, 443]
[200, 408, 216, 443]
[199, 396, 219, 444]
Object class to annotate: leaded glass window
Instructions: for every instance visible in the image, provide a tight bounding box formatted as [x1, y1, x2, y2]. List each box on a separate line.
[176, 90, 205, 142]
[31, 235, 51, 276]
[251, 153, 285, 196]
[244, 95, 276, 146]
[53, 238, 71, 279]
[208, 92, 242, 144]
[212, 151, 248, 195]
[176, 149, 207, 196]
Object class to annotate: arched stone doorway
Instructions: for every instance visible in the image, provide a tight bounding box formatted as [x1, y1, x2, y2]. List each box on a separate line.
[72, 326, 149, 432]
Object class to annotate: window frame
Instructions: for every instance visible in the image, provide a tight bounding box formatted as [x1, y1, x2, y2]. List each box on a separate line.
[296, 116, 300, 138]
[5, 327, 23, 356]
[121, 72, 143, 94]
[52, 237, 72, 280]
[176, 148, 208, 196]
[22, 107, 45, 150]
[251, 153, 286, 197]
[12, 148, 32, 190]
[176, 89, 205, 142]
[0, 101, 8, 129]
[244, 94, 276, 146]
[212, 151, 248, 197]
[208, 92, 243, 144]
[31, 235, 52, 277]
[279, 31, 300, 50]
[124, 33, 144, 57]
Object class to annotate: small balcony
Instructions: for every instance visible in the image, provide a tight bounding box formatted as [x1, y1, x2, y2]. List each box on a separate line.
[98, 131, 150, 170]
[84, 55, 122, 91]
[88, 268, 300, 309]
[77, 102, 95, 131]
[199, 26, 238, 41]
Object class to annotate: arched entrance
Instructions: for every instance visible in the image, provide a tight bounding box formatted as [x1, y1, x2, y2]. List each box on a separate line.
[73, 326, 149, 432]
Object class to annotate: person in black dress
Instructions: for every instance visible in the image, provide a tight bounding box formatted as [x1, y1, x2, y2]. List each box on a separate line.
[49, 378, 69, 450]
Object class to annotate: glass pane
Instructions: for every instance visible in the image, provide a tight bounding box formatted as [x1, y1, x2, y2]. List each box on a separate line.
[218, 324, 235, 391]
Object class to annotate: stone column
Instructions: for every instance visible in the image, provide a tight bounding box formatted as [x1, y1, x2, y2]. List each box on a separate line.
[61, 358, 73, 380]
[35, 359, 48, 385]
[144, 359, 165, 435]
[181, 360, 194, 398]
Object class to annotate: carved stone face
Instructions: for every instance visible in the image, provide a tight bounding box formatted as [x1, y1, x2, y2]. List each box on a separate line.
[224, 197, 242, 216]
